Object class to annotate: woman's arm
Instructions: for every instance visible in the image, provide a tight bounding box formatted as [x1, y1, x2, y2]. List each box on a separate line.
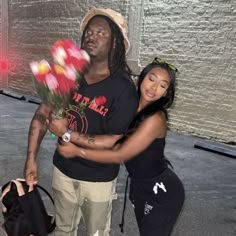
[57, 112, 167, 163]
[70, 133, 123, 149]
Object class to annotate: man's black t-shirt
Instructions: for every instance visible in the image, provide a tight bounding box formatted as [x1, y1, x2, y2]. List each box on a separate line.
[53, 70, 138, 182]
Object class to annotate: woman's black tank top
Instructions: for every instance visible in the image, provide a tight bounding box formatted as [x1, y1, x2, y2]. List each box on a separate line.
[125, 138, 169, 179]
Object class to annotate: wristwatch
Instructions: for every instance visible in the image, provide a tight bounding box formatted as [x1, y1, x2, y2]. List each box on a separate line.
[62, 129, 73, 142]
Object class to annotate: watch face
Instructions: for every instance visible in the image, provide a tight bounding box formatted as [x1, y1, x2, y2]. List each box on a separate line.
[62, 132, 71, 142]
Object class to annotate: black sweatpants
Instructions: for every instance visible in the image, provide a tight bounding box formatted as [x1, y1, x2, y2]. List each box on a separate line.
[129, 168, 185, 236]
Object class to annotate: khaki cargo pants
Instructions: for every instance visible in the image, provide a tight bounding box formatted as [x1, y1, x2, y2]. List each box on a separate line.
[52, 167, 117, 236]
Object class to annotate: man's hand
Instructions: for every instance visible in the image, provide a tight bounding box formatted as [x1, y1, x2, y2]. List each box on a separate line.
[57, 141, 78, 158]
[47, 112, 68, 137]
[24, 158, 38, 185]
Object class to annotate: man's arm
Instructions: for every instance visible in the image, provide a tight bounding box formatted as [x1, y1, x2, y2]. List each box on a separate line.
[47, 113, 123, 150]
[24, 103, 51, 185]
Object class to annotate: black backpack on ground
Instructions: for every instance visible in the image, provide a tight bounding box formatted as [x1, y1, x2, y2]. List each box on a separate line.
[1, 179, 55, 236]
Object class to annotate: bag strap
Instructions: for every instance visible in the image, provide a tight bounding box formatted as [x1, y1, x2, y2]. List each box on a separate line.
[35, 183, 56, 232]
[35, 184, 54, 205]
[119, 174, 130, 233]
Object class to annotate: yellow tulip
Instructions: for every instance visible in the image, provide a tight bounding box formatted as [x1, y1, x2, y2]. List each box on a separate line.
[38, 62, 50, 74]
[54, 64, 66, 74]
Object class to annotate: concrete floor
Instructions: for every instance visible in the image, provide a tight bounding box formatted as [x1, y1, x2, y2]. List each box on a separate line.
[0, 94, 235, 236]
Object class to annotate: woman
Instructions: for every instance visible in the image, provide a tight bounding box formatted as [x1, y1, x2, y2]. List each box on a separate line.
[56, 58, 185, 236]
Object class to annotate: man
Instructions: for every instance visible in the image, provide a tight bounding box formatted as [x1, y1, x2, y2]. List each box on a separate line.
[24, 8, 138, 236]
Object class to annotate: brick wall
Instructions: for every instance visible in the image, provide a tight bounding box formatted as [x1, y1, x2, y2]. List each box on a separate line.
[0, 1, 2, 87]
[138, 0, 236, 142]
[7, 0, 129, 95]
[0, 0, 8, 88]
[4, 0, 236, 142]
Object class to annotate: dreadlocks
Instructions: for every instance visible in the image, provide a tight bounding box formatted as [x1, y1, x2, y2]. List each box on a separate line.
[81, 15, 132, 75]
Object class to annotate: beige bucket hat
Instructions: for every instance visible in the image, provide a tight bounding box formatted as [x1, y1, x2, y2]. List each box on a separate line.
[80, 8, 130, 53]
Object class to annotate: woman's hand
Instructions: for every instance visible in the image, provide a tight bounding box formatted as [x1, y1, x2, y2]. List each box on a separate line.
[57, 140, 78, 158]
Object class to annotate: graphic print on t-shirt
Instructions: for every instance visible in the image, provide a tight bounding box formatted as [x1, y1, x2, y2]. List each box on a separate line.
[73, 92, 109, 117]
[65, 92, 109, 133]
[65, 107, 88, 133]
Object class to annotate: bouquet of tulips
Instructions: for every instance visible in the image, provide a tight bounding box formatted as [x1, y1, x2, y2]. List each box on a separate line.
[30, 39, 90, 118]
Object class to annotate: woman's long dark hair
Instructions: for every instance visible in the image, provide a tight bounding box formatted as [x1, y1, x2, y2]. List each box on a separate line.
[128, 62, 177, 134]
[81, 15, 132, 75]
